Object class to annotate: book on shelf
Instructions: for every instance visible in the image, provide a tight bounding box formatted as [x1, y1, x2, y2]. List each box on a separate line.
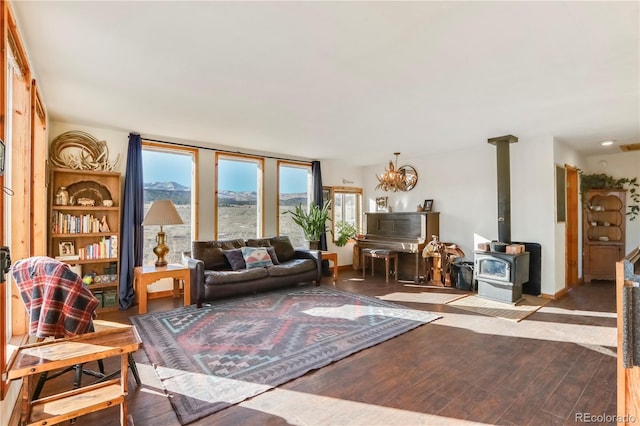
[55, 254, 80, 261]
[77, 236, 118, 260]
[52, 211, 107, 234]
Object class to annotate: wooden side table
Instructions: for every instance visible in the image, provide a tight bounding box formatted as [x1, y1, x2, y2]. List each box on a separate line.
[134, 264, 190, 314]
[7, 323, 142, 426]
[321, 251, 338, 281]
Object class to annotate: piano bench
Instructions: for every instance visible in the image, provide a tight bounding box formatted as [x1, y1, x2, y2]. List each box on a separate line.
[361, 249, 399, 283]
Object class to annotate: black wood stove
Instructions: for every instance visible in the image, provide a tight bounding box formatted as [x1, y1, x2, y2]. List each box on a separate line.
[475, 135, 535, 304]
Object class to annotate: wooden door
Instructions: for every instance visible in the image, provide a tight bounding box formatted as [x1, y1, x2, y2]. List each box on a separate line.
[565, 165, 579, 287]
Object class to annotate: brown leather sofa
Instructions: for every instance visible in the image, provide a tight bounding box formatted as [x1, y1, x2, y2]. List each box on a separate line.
[185, 236, 321, 307]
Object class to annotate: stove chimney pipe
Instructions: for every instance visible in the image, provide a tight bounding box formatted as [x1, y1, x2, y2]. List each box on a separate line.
[488, 135, 518, 243]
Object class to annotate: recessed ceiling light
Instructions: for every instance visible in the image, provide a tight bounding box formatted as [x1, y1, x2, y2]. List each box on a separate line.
[601, 140, 615, 146]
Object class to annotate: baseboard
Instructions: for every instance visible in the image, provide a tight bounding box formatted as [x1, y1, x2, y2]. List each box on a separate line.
[542, 286, 571, 300]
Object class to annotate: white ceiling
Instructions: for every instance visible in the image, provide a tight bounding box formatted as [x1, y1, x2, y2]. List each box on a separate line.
[11, 1, 640, 166]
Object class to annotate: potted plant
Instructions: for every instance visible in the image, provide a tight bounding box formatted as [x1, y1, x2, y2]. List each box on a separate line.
[579, 171, 639, 220]
[333, 221, 357, 247]
[286, 201, 331, 249]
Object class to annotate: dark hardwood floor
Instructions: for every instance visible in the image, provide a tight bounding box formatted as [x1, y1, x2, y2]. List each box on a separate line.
[32, 271, 618, 425]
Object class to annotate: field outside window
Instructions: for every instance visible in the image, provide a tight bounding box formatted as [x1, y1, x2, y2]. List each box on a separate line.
[142, 145, 195, 266]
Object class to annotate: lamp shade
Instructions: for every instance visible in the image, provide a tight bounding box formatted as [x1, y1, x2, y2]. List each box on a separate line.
[142, 200, 184, 226]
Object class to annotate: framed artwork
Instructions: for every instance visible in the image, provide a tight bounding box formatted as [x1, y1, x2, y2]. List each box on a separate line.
[376, 196, 388, 212]
[423, 199, 434, 212]
[59, 241, 75, 256]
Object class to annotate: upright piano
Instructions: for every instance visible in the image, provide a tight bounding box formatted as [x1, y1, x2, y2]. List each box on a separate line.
[356, 211, 440, 282]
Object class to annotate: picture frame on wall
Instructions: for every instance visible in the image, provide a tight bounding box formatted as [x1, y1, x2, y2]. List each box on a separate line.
[423, 199, 434, 212]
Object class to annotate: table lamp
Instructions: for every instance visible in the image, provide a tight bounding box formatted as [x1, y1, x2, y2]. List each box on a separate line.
[142, 199, 184, 267]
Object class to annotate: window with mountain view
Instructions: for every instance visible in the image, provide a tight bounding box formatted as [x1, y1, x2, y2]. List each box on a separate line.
[142, 144, 196, 266]
[216, 153, 264, 239]
[278, 161, 312, 248]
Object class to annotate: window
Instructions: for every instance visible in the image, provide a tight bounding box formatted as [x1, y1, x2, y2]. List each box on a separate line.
[216, 153, 264, 239]
[331, 187, 363, 243]
[142, 143, 197, 265]
[278, 161, 312, 248]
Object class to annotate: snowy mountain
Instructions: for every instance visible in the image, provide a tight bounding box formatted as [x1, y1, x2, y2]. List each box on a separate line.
[144, 181, 190, 191]
[144, 182, 306, 206]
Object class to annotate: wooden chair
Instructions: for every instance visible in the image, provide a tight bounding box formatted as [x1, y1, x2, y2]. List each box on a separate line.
[11, 256, 139, 400]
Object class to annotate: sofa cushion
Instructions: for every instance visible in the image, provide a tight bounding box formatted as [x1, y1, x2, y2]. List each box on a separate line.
[241, 246, 273, 269]
[219, 239, 246, 250]
[192, 241, 226, 270]
[269, 236, 295, 262]
[246, 238, 271, 247]
[266, 246, 280, 265]
[223, 248, 246, 270]
[267, 258, 316, 277]
[204, 267, 268, 285]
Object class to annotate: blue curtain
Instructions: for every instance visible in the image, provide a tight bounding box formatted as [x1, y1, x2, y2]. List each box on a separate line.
[119, 133, 144, 309]
[312, 161, 330, 276]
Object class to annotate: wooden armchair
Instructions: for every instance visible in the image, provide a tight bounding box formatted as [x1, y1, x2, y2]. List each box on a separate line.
[12, 256, 108, 399]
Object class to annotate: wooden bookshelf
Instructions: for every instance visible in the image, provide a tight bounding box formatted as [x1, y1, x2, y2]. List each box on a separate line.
[48, 168, 122, 311]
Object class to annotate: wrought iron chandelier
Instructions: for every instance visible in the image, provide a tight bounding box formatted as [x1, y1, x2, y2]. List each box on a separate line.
[375, 152, 418, 192]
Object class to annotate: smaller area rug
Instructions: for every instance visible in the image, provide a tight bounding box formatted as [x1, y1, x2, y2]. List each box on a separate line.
[446, 294, 549, 322]
[131, 286, 440, 425]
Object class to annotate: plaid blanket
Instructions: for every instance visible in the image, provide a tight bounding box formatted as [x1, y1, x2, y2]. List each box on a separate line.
[11, 257, 99, 338]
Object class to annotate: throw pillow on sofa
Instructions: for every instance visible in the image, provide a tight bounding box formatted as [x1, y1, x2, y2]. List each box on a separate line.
[266, 246, 280, 265]
[223, 248, 246, 270]
[241, 246, 274, 269]
[269, 236, 295, 262]
[245, 239, 280, 264]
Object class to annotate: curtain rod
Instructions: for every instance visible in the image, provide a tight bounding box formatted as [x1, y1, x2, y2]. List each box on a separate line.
[141, 136, 313, 164]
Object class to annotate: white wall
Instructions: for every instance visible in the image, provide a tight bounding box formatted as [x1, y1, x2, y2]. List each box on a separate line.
[510, 137, 556, 295]
[364, 146, 495, 257]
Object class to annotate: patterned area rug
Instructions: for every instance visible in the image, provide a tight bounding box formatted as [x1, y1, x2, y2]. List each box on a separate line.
[131, 285, 440, 425]
[446, 294, 550, 322]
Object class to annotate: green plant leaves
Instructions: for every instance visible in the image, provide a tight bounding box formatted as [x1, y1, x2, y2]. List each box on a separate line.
[579, 171, 640, 220]
[334, 221, 357, 247]
[285, 201, 332, 241]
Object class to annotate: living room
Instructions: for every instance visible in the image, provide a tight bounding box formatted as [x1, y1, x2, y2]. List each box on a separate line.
[1, 1, 639, 425]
